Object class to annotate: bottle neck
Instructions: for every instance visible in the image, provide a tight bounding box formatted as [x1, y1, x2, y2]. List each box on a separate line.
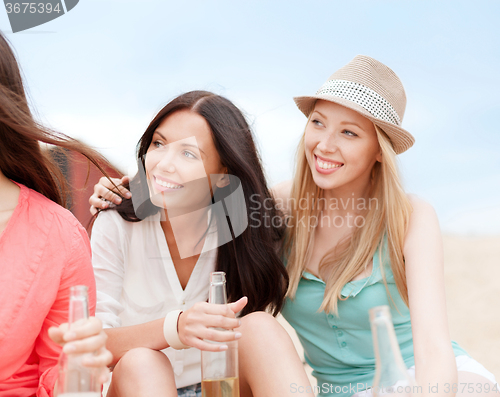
[208, 272, 227, 305]
[372, 315, 408, 375]
[68, 286, 89, 326]
[209, 282, 227, 305]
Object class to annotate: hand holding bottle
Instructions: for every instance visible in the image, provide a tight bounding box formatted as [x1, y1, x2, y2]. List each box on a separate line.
[50, 286, 112, 395]
[48, 316, 112, 384]
[177, 296, 247, 352]
[201, 272, 241, 397]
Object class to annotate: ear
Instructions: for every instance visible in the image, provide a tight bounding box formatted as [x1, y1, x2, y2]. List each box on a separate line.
[215, 170, 230, 188]
[215, 167, 230, 188]
[375, 150, 382, 163]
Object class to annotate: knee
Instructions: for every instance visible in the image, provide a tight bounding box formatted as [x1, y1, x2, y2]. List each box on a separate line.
[239, 311, 286, 339]
[114, 347, 172, 378]
[238, 312, 300, 365]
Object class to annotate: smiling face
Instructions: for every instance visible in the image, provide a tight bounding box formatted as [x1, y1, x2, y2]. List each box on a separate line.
[304, 100, 382, 193]
[144, 109, 227, 213]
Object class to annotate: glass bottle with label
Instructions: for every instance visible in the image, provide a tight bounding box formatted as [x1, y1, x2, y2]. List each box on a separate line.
[57, 285, 100, 397]
[370, 305, 417, 396]
[201, 272, 240, 397]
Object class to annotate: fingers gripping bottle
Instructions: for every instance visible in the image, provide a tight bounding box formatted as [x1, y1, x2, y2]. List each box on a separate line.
[201, 272, 240, 397]
[57, 285, 100, 397]
[370, 305, 417, 396]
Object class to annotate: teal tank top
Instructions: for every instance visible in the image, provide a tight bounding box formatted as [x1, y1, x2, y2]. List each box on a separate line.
[281, 239, 468, 397]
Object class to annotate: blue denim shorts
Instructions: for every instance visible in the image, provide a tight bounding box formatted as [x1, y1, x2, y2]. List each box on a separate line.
[177, 382, 202, 397]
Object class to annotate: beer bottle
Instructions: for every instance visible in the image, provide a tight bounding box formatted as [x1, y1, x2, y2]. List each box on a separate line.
[57, 285, 100, 397]
[370, 305, 417, 396]
[201, 272, 239, 397]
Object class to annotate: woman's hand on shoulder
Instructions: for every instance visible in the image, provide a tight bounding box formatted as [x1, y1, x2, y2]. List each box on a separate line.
[89, 175, 131, 215]
[48, 316, 112, 383]
[177, 297, 248, 352]
[271, 180, 293, 216]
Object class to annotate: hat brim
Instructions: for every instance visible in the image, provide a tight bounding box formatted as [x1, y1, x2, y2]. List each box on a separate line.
[293, 95, 415, 154]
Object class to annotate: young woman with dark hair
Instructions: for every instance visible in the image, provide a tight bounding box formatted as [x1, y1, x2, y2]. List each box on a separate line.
[0, 31, 112, 396]
[90, 90, 313, 397]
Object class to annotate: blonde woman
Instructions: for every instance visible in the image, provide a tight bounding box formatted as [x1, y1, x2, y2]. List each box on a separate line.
[275, 55, 498, 397]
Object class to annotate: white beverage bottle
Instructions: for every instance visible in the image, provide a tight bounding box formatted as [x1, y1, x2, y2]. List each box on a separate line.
[370, 305, 417, 397]
[201, 272, 240, 397]
[57, 285, 100, 397]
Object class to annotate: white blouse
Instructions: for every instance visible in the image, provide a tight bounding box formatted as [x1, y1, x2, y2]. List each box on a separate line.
[91, 209, 218, 388]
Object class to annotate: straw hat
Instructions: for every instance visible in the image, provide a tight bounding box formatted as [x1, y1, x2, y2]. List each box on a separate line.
[294, 55, 415, 154]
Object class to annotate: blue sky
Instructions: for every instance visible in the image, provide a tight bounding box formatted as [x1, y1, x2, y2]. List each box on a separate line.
[1, 0, 499, 234]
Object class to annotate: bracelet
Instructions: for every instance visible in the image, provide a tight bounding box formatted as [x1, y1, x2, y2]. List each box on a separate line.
[163, 310, 190, 350]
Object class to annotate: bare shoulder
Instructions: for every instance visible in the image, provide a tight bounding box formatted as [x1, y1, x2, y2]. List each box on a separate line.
[271, 180, 293, 200]
[407, 193, 437, 217]
[271, 180, 293, 215]
[404, 194, 441, 255]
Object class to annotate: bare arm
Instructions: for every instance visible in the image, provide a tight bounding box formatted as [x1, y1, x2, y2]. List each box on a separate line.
[104, 318, 166, 367]
[404, 195, 457, 397]
[104, 298, 247, 367]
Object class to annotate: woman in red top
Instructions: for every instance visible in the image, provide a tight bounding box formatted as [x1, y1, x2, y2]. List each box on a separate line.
[0, 32, 112, 396]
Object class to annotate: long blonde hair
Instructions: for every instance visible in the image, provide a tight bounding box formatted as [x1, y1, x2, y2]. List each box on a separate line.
[283, 124, 412, 315]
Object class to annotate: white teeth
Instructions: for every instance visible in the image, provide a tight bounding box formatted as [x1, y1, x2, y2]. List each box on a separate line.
[155, 178, 182, 189]
[317, 158, 343, 170]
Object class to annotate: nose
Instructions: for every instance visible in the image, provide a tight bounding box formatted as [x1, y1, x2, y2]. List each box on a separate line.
[157, 149, 176, 173]
[316, 130, 339, 154]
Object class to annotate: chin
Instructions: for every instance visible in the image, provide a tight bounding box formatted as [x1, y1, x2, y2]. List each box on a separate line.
[309, 173, 335, 190]
[150, 193, 179, 210]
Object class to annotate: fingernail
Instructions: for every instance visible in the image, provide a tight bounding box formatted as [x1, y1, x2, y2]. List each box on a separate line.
[64, 344, 76, 353]
[238, 319, 242, 326]
[219, 345, 228, 351]
[235, 332, 242, 340]
[102, 202, 108, 209]
[125, 192, 131, 198]
[116, 198, 122, 204]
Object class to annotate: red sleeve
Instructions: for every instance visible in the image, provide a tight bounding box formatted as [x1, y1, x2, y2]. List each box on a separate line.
[36, 222, 96, 397]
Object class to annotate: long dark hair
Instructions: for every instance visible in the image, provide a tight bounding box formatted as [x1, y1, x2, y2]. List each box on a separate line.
[0, 31, 114, 206]
[107, 90, 288, 316]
